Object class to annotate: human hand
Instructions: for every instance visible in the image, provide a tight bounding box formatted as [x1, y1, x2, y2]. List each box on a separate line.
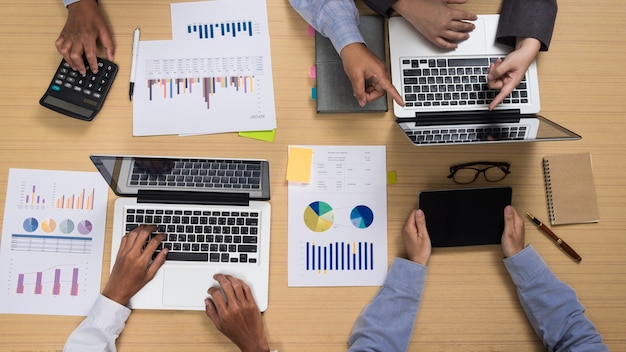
[501, 205, 525, 258]
[340, 43, 404, 107]
[487, 37, 541, 110]
[392, 0, 477, 49]
[402, 209, 432, 266]
[205, 274, 270, 352]
[55, 0, 114, 75]
[102, 225, 167, 306]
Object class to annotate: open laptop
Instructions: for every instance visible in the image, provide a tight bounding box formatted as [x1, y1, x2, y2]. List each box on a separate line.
[388, 14, 581, 145]
[90, 154, 271, 311]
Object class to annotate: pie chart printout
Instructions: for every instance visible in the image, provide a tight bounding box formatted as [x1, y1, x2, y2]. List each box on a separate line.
[23, 217, 39, 232]
[304, 201, 334, 232]
[59, 219, 75, 234]
[77, 220, 93, 235]
[350, 205, 374, 229]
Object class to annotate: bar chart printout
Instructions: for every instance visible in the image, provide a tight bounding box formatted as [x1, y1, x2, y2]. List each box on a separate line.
[288, 146, 388, 287]
[0, 169, 109, 316]
[133, 0, 276, 136]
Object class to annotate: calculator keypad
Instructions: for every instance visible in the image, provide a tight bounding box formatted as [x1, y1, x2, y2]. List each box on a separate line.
[40, 57, 118, 121]
[52, 60, 115, 103]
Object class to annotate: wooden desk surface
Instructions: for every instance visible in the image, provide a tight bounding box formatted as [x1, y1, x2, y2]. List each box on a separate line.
[1, 0, 625, 350]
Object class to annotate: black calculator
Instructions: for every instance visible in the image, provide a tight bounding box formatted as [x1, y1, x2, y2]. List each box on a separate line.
[40, 57, 118, 121]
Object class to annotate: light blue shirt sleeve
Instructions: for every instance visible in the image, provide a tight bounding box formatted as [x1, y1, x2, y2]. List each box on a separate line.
[503, 245, 608, 352]
[348, 258, 427, 352]
[63, 294, 131, 352]
[63, 0, 81, 6]
[288, 0, 364, 54]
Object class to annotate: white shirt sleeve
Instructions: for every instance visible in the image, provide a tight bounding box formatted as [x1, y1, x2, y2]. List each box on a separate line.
[63, 295, 131, 352]
[63, 0, 81, 6]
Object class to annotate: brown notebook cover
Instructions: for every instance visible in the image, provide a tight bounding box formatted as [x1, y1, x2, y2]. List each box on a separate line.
[542, 153, 600, 225]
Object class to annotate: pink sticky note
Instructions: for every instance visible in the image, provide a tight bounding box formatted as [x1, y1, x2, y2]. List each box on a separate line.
[307, 25, 315, 36]
[310, 66, 316, 78]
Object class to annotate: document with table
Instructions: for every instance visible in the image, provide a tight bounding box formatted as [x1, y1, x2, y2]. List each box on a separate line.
[132, 0, 277, 136]
[0, 169, 109, 316]
[287, 146, 388, 287]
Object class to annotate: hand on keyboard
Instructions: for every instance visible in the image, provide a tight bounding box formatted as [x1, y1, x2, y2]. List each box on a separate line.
[487, 37, 541, 110]
[340, 43, 404, 107]
[102, 225, 167, 305]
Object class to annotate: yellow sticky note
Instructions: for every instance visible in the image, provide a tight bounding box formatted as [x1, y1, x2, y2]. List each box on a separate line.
[239, 129, 276, 142]
[286, 147, 313, 183]
[387, 171, 397, 184]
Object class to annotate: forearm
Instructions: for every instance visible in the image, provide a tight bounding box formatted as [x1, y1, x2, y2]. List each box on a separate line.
[348, 258, 427, 351]
[503, 245, 608, 351]
[497, 0, 557, 50]
[64, 295, 131, 352]
[288, 0, 364, 53]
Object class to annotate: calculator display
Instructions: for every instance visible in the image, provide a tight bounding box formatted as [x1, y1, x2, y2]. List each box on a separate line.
[40, 57, 118, 121]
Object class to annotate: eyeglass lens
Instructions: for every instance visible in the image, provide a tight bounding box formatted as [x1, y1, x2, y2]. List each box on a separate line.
[453, 165, 508, 184]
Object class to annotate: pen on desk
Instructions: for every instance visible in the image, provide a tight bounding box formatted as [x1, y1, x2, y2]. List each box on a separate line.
[526, 212, 582, 263]
[129, 27, 140, 101]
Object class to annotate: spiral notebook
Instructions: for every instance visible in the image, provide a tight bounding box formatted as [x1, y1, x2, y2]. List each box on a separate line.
[542, 153, 599, 225]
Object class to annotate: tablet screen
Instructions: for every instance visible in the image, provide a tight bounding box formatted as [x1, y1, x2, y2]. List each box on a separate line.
[418, 187, 512, 247]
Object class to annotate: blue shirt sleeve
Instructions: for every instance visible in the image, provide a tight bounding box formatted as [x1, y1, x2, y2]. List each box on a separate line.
[503, 245, 608, 352]
[288, 0, 364, 54]
[348, 258, 427, 351]
[63, 0, 81, 6]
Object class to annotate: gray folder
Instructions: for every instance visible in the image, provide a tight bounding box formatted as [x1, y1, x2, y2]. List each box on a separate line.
[315, 15, 388, 113]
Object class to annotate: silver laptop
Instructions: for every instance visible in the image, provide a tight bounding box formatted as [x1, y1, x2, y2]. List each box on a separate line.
[388, 14, 580, 145]
[90, 155, 271, 311]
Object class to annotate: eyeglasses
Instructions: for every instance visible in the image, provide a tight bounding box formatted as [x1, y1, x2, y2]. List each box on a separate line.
[447, 161, 511, 184]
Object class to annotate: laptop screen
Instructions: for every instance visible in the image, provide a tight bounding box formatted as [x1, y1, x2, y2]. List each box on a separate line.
[89, 155, 270, 199]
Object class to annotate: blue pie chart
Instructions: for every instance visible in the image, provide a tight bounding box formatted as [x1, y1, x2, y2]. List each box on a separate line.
[23, 217, 39, 232]
[350, 205, 374, 229]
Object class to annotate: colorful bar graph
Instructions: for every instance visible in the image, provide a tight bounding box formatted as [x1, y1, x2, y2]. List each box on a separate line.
[55, 188, 95, 210]
[15, 266, 81, 296]
[187, 20, 254, 39]
[23, 185, 46, 206]
[306, 242, 374, 274]
[148, 76, 255, 110]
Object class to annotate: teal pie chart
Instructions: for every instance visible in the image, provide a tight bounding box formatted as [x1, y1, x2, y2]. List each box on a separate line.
[350, 205, 374, 229]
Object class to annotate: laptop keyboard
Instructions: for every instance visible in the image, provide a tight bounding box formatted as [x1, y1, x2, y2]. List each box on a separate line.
[405, 125, 529, 145]
[400, 57, 529, 108]
[125, 207, 260, 263]
[129, 158, 263, 190]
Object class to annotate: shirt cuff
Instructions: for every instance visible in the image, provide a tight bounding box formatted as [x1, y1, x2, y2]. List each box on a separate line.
[385, 258, 428, 293]
[87, 295, 132, 336]
[502, 244, 549, 286]
[63, 0, 81, 6]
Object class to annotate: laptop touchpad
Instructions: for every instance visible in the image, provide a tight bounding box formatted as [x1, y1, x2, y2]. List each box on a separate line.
[162, 267, 215, 307]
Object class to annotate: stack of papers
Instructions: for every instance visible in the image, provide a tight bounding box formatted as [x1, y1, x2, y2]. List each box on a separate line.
[133, 0, 277, 136]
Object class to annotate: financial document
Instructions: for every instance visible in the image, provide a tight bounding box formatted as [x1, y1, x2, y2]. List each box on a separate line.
[133, 0, 277, 136]
[287, 146, 388, 287]
[0, 169, 109, 316]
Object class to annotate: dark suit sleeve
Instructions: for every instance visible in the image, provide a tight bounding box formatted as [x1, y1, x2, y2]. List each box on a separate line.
[361, 0, 398, 17]
[496, 0, 558, 51]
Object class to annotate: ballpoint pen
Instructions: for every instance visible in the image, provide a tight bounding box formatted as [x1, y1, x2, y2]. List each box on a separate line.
[129, 27, 140, 101]
[526, 212, 582, 262]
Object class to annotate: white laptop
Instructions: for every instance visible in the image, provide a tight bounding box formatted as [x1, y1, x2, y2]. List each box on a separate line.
[90, 155, 271, 311]
[388, 14, 580, 145]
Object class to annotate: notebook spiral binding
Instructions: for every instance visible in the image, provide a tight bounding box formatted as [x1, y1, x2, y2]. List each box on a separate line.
[542, 158, 556, 223]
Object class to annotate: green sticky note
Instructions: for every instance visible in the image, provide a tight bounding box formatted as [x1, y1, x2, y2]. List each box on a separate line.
[239, 129, 276, 142]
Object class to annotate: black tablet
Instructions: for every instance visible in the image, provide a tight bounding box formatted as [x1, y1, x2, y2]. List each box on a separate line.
[418, 187, 512, 247]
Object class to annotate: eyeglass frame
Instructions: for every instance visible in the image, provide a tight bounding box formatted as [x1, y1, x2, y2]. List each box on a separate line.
[447, 161, 511, 184]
